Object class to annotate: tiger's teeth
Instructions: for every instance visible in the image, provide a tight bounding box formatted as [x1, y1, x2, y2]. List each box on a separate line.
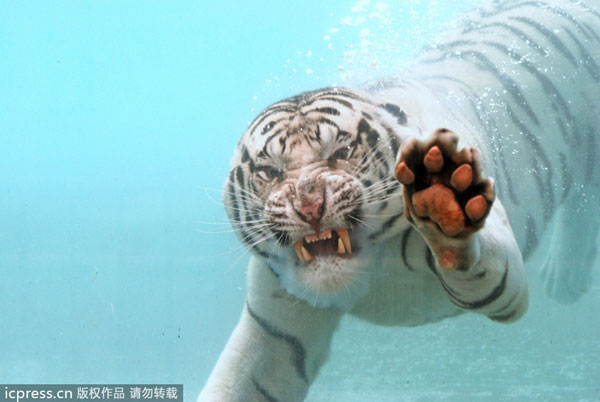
[305, 233, 318, 243]
[301, 246, 313, 262]
[319, 229, 332, 240]
[337, 229, 352, 253]
[295, 241, 305, 262]
[337, 238, 346, 254]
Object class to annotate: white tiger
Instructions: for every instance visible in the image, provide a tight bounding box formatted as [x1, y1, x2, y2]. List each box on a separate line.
[200, 0, 600, 400]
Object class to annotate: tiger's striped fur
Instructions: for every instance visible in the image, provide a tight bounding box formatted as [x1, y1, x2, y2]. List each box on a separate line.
[200, 1, 599, 400]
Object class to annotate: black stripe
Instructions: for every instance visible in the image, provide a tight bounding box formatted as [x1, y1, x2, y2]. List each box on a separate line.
[489, 309, 518, 322]
[485, 1, 582, 34]
[582, 21, 600, 43]
[545, 3, 595, 41]
[317, 116, 340, 130]
[377, 200, 388, 212]
[400, 227, 415, 271]
[238, 227, 271, 259]
[357, 118, 371, 136]
[366, 128, 380, 148]
[418, 75, 495, 165]
[426, 249, 474, 304]
[384, 179, 399, 194]
[584, 125, 596, 183]
[313, 124, 322, 143]
[468, 51, 539, 125]
[497, 147, 520, 206]
[580, 3, 600, 23]
[303, 88, 371, 104]
[464, 263, 509, 310]
[429, 39, 477, 51]
[251, 377, 280, 402]
[506, 107, 555, 220]
[335, 130, 352, 142]
[563, 27, 600, 82]
[306, 96, 355, 110]
[482, 40, 574, 124]
[558, 152, 571, 203]
[424, 246, 482, 306]
[261, 119, 283, 136]
[246, 303, 309, 384]
[282, 88, 356, 106]
[251, 243, 270, 258]
[425, 247, 436, 274]
[305, 106, 340, 116]
[446, 262, 510, 310]
[367, 212, 404, 241]
[468, 21, 547, 57]
[555, 118, 573, 144]
[531, 167, 551, 220]
[421, 50, 540, 126]
[227, 171, 240, 225]
[241, 146, 251, 163]
[249, 105, 297, 135]
[346, 207, 364, 229]
[380, 103, 408, 126]
[465, 94, 506, 198]
[274, 230, 291, 246]
[510, 16, 578, 67]
[235, 166, 246, 200]
[384, 125, 400, 156]
[488, 289, 520, 318]
[278, 135, 288, 155]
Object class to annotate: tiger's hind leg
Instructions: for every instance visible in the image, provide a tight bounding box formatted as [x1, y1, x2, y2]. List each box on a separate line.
[540, 189, 599, 304]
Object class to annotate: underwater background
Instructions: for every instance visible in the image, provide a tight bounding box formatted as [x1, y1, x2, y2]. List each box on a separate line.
[1, 1, 598, 401]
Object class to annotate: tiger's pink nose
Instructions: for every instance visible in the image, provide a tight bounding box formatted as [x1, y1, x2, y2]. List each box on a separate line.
[299, 199, 323, 222]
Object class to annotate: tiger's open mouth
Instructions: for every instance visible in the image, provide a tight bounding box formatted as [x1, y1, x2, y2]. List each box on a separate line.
[294, 228, 352, 262]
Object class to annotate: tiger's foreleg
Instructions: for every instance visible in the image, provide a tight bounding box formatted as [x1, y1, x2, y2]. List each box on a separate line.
[395, 129, 528, 322]
[199, 256, 342, 402]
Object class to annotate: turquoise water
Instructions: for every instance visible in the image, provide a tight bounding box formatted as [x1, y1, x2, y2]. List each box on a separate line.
[1, 1, 598, 401]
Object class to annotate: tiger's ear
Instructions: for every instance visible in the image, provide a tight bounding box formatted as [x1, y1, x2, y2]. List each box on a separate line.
[379, 103, 408, 126]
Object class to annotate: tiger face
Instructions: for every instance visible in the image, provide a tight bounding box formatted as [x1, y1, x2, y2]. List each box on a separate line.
[225, 88, 409, 309]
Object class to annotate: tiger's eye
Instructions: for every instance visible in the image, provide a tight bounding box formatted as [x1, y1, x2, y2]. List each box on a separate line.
[332, 147, 350, 160]
[265, 167, 281, 179]
[257, 166, 282, 181]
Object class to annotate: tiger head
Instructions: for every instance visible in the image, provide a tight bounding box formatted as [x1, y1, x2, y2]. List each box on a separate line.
[224, 87, 412, 309]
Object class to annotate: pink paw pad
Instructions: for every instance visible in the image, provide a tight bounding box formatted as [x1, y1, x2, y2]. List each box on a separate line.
[395, 129, 496, 243]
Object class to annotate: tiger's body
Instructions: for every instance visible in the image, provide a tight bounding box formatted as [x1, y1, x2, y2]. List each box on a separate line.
[200, 1, 600, 401]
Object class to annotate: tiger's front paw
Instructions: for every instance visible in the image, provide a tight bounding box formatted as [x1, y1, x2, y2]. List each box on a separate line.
[395, 129, 495, 269]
